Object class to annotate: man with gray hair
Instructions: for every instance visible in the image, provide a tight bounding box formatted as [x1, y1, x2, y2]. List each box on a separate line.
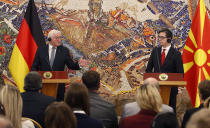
[21, 71, 55, 127]
[120, 77, 173, 120]
[31, 29, 80, 101]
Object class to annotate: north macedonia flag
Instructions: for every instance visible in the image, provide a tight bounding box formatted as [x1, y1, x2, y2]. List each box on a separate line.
[182, 0, 210, 107]
[8, 0, 45, 92]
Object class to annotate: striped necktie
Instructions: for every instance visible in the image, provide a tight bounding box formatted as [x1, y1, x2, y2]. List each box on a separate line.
[50, 47, 56, 67]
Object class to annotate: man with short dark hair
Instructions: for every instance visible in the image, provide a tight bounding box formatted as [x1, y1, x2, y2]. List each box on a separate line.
[21, 71, 55, 128]
[146, 28, 184, 111]
[182, 80, 210, 128]
[82, 70, 118, 128]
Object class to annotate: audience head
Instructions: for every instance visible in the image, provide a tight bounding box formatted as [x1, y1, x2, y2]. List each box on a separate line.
[45, 102, 77, 128]
[136, 81, 162, 113]
[24, 71, 42, 91]
[65, 82, 90, 115]
[0, 116, 14, 128]
[151, 112, 178, 128]
[82, 70, 100, 91]
[47, 29, 62, 47]
[198, 80, 210, 102]
[186, 108, 210, 128]
[0, 85, 22, 128]
[143, 77, 159, 89]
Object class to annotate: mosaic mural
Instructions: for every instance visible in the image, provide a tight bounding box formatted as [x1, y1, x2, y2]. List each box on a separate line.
[0, 0, 210, 101]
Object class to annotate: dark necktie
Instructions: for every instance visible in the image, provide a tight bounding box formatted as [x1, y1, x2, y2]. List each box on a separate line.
[161, 49, 166, 65]
[50, 47, 56, 67]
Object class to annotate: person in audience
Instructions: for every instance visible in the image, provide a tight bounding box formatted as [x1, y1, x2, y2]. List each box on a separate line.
[21, 71, 55, 128]
[45, 101, 77, 128]
[82, 70, 118, 128]
[65, 82, 104, 128]
[0, 115, 14, 128]
[119, 82, 162, 128]
[186, 108, 210, 128]
[121, 77, 173, 120]
[151, 112, 179, 128]
[0, 85, 34, 128]
[182, 79, 210, 128]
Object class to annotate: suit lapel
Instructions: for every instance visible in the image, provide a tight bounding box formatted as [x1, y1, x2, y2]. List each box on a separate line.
[44, 45, 50, 67]
[157, 47, 162, 66]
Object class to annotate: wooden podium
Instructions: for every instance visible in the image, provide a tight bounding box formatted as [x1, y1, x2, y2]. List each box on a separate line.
[143, 73, 186, 105]
[38, 71, 70, 98]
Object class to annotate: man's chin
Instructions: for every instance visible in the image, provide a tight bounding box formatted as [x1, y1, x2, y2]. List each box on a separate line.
[56, 44, 62, 47]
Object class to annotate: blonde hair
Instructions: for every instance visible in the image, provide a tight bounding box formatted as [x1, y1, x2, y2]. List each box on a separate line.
[136, 84, 162, 113]
[0, 85, 22, 128]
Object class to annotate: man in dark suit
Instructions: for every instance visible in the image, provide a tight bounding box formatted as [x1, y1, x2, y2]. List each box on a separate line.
[21, 71, 55, 127]
[146, 28, 184, 111]
[31, 29, 80, 101]
[182, 80, 210, 128]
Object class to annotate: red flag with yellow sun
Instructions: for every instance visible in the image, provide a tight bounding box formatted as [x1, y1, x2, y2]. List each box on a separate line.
[182, 0, 210, 107]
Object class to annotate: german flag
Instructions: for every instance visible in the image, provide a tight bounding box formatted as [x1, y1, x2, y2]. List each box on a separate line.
[8, 0, 45, 92]
[182, 0, 210, 107]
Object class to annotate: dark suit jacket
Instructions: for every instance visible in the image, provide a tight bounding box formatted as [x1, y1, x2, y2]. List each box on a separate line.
[181, 104, 203, 128]
[119, 110, 157, 128]
[75, 113, 104, 128]
[31, 44, 80, 71]
[146, 46, 184, 111]
[146, 46, 184, 73]
[21, 91, 55, 127]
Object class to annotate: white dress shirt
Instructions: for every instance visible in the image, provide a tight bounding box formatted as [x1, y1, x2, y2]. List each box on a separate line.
[162, 45, 171, 58]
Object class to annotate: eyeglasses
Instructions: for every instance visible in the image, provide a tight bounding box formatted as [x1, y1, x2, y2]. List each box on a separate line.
[54, 36, 62, 40]
[158, 36, 167, 40]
